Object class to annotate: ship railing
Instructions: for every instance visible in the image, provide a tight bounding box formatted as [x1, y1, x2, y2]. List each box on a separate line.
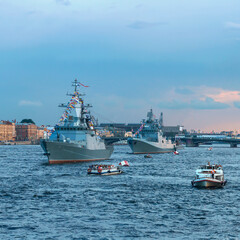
[47, 139, 86, 144]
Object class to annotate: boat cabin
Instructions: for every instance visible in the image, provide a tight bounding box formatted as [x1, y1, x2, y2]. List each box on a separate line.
[199, 164, 222, 170]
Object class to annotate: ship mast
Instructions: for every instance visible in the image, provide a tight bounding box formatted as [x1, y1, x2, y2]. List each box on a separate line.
[73, 79, 78, 92]
[66, 79, 86, 98]
[57, 79, 93, 128]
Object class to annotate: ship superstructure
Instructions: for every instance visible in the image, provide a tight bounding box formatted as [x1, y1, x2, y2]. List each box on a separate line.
[41, 79, 113, 164]
[127, 109, 176, 154]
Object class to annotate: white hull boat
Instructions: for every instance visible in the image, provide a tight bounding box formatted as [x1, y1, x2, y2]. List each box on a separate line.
[192, 163, 227, 188]
[192, 178, 226, 188]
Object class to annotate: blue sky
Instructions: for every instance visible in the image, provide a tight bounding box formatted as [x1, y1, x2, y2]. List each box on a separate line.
[1, 0, 240, 131]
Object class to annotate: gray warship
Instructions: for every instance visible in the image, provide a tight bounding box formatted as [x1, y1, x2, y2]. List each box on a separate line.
[127, 109, 176, 154]
[41, 79, 113, 164]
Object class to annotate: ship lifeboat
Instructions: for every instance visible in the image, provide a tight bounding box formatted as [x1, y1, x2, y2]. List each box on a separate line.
[173, 151, 179, 155]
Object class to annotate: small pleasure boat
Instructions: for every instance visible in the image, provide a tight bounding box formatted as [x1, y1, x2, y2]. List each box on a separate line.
[191, 163, 227, 188]
[208, 147, 213, 151]
[173, 151, 179, 155]
[144, 154, 152, 158]
[87, 164, 123, 175]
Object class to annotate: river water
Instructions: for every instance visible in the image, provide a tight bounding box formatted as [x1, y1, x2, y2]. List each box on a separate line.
[0, 144, 239, 239]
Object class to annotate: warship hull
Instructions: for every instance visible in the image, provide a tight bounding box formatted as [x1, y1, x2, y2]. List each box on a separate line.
[127, 138, 175, 154]
[41, 140, 114, 164]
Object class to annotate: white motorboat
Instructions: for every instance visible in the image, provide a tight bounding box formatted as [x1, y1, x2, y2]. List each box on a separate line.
[191, 163, 227, 188]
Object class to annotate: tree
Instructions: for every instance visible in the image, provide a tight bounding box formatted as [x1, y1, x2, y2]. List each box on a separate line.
[20, 119, 35, 124]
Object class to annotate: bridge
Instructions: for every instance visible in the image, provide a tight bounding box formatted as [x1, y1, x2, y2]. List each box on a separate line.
[178, 135, 240, 148]
[102, 135, 240, 148]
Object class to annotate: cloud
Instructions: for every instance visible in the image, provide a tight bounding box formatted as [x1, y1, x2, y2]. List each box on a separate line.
[175, 88, 194, 95]
[225, 22, 240, 29]
[190, 97, 229, 110]
[56, 0, 71, 6]
[205, 89, 240, 103]
[158, 100, 188, 110]
[127, 21, 167, 29]
[19, 100, 43, 107]
[158, 97, 229, 110]
[173, 86, 240, 104]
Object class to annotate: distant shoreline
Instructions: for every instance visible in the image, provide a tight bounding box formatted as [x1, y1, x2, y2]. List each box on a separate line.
[0, 141, 40, 145]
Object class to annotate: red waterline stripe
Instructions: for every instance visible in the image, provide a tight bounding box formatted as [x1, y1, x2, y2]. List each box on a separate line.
[49, 158, 108, 164]
[194, 179, 221, 183]
[133, 151, 173, 154]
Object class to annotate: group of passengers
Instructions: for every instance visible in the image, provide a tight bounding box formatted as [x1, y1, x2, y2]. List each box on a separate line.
[89, 164, 115, 170]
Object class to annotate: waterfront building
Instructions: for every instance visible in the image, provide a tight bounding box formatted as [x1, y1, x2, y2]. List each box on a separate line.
[162, 125, 185, 138]
[37, 127, 45, 140]
[0, 121, 16, 142]
[15, 124, 38, 141]
[125, 131, 133, 137]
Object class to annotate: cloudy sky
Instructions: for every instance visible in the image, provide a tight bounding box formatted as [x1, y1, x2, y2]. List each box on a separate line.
[1, 0, 240, 131]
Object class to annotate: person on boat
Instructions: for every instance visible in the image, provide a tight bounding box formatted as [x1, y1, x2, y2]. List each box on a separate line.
[211, 169, 216, 178]
[98, 166, 102, 173]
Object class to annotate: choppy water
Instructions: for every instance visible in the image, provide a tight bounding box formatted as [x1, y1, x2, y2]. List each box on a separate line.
[0, 144, 239, 239]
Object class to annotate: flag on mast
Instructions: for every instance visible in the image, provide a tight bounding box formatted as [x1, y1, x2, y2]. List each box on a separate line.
[79, 83, 89, 87]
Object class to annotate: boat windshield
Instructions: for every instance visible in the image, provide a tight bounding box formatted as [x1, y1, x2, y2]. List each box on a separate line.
[199, 165, 221, 170]
[200, 165, 213, 170]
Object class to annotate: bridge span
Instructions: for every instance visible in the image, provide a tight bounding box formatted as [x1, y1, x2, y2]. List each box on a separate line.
[102, 135, 240, 148]
[179, 135, 240, 148]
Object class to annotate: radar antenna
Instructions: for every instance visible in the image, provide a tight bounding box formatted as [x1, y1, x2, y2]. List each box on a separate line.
[72, 79, 79, 92]
[159, 112, 163, 129]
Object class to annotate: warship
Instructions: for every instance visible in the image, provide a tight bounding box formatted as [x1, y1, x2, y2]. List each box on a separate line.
[41, 79, 114, 164]
[127, 109, 176, 154]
